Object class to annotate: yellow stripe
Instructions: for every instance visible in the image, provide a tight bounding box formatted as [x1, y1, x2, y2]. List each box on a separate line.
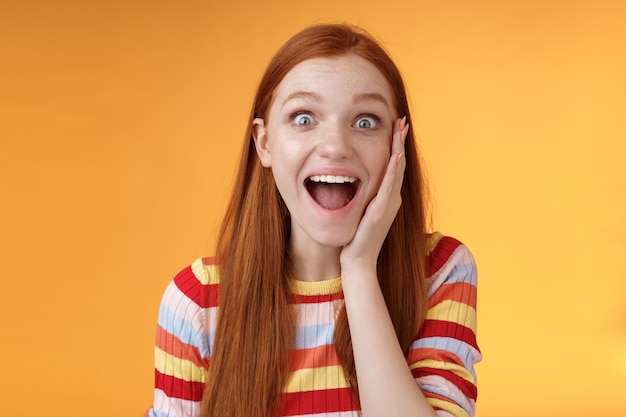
[426, 232, 444, 255]
[426, 397, 469, 417]
[289, 276, 342, 296]
[283, 365, 350, 393]
[154, 346, 207, 383]
[410, 359, 475, 384]
[427, 299, 476, 330]
[191, 258, 219, 285]
[194, 236, 444, 286]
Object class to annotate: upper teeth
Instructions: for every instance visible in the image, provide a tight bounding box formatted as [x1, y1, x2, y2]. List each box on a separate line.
[309, 175, 357, 184]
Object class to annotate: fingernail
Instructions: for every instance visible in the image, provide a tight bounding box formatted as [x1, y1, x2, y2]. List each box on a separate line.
[396, 152, 404, 165]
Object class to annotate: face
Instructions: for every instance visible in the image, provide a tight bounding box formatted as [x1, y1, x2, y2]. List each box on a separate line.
[253, 53, 397, 250]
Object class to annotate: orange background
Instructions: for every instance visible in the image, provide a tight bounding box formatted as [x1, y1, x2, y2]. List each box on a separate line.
[1, 1, 625, 416]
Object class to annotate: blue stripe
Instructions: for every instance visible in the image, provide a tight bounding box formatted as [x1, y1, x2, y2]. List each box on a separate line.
[157, 303, 212, 358]
[412, 336, 479, 378]
[149, 408, 178, 417]
[429, 262, 477, 297]
[420, 382, 473, 416]
[295, 322, 335, 349]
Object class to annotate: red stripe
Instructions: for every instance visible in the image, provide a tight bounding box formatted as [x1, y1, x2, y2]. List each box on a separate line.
[155, 326, 210, 370]
[408, 347, 464, 369]
[428, 282, 477, 309]
[154, 369, 205, 402]
[289, 345, 341, 371]
[417, 319, 478, 351]
[173, 266, 219, 308]
[413, 367, 477, 401]
[423, 390, 455, 403]
[279, 387, 358, 416]
[422, 390, 457, 413]
[428, 236, 462, 276]
[291, 292, 344, 304]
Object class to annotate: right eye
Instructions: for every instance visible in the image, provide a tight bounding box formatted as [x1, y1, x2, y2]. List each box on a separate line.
[293, 113, 314, 126]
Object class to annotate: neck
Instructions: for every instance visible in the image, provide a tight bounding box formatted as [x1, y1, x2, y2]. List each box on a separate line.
[288, 237, 342, 282]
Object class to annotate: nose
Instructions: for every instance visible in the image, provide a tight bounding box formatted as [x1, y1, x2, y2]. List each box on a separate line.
[316, 121, 353, 160]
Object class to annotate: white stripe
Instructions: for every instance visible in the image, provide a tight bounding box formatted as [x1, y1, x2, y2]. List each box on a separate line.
[427, 244, 476, 297]
[152, 388, 202, 417]
[162, 280, 218, 333]
[292, 298, 340, 327]
[417, 374, 476, 416]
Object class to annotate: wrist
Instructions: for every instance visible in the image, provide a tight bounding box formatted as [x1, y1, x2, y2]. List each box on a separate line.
[340, 258, 378, 286]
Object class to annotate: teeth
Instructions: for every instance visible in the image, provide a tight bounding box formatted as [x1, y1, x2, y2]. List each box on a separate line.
[309, 175, 357, 184]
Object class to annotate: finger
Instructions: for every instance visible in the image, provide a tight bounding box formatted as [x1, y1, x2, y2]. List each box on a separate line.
[349, 154, 399, 246]
[392, 116, 408, 156]
[343, 123, 407, 257]
[375, 145, 405, 206]
[363, 118, 407, 218]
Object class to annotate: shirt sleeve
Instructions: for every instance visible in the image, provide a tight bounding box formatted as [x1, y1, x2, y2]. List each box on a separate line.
[407, 236, 482, 417]
[148, 259, 214, 417]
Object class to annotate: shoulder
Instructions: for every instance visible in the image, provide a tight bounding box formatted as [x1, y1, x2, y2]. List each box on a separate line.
[426, 232, 477, 295]
[156, 257, 220, 358]
[161, 257, 220, 312]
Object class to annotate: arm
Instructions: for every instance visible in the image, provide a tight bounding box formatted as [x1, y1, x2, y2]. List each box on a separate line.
[340, 117, 438, 417]
[340, 265, 439, 417]
[410, 239, 480, 417]
[148, 260, 213, 417]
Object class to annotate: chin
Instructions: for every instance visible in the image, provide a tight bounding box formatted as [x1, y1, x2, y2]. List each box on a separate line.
[310, 227, 358, 248]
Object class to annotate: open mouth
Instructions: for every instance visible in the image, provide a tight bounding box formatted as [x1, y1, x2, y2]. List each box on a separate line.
[305, 175, 360, 210]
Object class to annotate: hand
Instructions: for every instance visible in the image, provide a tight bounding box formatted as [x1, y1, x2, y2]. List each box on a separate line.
[340, 116, 409, 272]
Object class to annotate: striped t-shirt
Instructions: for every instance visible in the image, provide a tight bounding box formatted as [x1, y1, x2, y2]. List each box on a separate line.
[148, 233, 481, 417]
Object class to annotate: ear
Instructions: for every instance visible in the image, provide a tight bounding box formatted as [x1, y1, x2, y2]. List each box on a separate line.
[252, 118, 272, 167]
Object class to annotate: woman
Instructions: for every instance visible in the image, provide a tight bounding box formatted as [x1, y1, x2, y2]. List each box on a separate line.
[148, 23, 480, 417]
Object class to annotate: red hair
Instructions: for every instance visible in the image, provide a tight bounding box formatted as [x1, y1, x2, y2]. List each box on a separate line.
[201, 23, 430, 417]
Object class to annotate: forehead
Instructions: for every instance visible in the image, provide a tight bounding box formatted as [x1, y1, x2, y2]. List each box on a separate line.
[274, 54, 395, 104]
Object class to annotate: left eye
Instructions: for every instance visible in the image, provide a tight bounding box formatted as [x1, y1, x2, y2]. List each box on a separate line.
[354, 116, 379, 129]
[293, 113, 314, 126]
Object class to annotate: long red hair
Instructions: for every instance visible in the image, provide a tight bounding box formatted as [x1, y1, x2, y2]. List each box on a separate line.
[201, 23, 430, 417]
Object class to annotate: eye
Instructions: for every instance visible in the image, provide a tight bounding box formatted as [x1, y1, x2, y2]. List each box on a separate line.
[293, 113, 314, 127]
[354, 115, 380, 129]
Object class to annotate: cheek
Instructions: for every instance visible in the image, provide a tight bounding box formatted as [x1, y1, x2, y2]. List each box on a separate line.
[269, 145, 301, 177]
[371, 144, 392, 183]
[268, 145, 303, 191]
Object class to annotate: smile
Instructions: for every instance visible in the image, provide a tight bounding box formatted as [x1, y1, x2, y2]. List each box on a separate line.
[305, 175, 360, 210]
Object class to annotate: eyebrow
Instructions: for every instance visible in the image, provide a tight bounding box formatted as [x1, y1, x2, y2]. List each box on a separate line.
[282, 91, 321, 106]
[352, 92, 389, 106]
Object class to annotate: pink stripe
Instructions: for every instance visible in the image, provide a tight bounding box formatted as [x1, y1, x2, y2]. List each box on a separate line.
[418, 374, 476, 414]
[292, 299, 341, 327]
[428, 245, 475, 292]
[152, 388, 202, 416]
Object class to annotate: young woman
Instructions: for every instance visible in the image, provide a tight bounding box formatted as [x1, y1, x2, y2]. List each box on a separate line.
[148, 23, 480, 417]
